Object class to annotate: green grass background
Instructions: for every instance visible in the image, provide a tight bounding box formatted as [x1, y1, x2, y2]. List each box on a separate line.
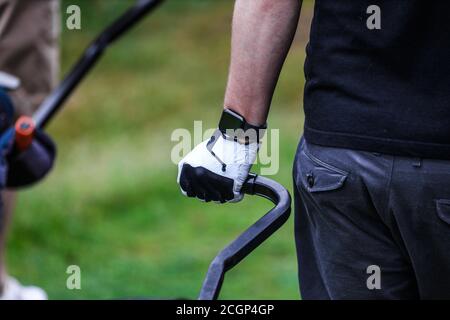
[7, 0, 312, 299]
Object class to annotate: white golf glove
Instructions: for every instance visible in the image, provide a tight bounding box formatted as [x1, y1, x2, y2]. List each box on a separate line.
[177, 130, 259, 203]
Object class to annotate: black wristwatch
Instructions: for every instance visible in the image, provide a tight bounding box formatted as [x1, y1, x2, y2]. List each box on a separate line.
[218, 108, 266, 144]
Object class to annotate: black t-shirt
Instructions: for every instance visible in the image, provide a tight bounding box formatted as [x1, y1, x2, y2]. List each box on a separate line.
[303, 0, 450, 159]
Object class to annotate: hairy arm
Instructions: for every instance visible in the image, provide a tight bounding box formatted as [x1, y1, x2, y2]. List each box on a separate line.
[224, 0, 302, 126]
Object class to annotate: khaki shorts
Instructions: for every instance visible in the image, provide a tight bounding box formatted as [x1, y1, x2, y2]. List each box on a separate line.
[0, 0, 60, 116]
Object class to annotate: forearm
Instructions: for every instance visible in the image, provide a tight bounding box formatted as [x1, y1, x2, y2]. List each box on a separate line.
[224, 0, 302, 126]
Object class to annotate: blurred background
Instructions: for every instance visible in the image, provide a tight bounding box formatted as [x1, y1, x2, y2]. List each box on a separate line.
[7, 0, 313, 299]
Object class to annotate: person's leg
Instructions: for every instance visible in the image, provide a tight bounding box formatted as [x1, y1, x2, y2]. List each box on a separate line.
[0, 0, 60, 115]
[0, 0, 59, 298]
[0, 190, 14, 286]
[293, 137, 419, 299]
[389, 156, 450, 299]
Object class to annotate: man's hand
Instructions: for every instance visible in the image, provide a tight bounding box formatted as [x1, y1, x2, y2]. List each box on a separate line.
[177, 0, 301, 203]
[177, 131, 258, 203]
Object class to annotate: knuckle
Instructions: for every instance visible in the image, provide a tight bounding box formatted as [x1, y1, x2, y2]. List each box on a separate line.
[193, 166, 207, 179]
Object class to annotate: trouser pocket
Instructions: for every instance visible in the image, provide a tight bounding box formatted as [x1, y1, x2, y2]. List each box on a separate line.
[294, 138, 348, 194]
[436, 199, 450, 225]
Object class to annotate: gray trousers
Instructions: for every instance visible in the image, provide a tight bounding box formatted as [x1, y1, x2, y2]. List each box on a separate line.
[293, 137, 450, 299]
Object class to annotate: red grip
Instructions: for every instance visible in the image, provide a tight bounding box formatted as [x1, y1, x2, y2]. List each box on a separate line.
[15, 116, 36, 151]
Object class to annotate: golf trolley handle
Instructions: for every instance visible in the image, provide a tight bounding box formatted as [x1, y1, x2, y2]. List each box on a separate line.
[32, 0, 165, 129]
[198, 174, 291, 300]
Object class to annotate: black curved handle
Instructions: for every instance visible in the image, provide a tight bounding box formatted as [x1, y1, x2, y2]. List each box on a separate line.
[33, 0, 165, 128]
[198, 174, 291, 300]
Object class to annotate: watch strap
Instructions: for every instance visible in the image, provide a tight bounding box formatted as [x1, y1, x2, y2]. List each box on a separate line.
[218, 108, 266, 144]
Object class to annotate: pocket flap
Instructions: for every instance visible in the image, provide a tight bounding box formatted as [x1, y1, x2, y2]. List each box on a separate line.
[298, 149, 348, 193]
[436, 199, 450, 225]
